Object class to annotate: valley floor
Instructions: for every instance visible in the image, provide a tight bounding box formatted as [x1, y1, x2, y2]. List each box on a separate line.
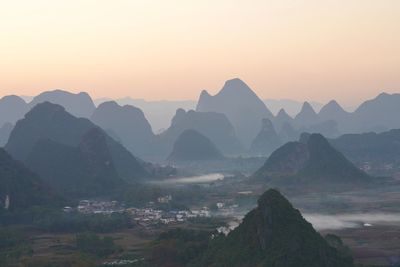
[3, 172, 400, 267]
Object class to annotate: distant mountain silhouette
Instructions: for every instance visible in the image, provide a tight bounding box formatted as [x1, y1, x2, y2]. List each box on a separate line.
[30, 89, 95, 118]
[273, 108, 294, 132]
[25, 128, 125, 196]
[330, 129, 400, 165]
[253, 133, 370, 186]
[91, 101, 155, 157]
[158, 109, 242, 157]
[290, 93, 400, 134]
[319, 100, 350, 132]
[0, 148, 57, 211]
[294, 101, 320, 127]
[0, 95, 29, 126]
[300, 120, 339, 138]
[196, 78, 273, 147]
[197, 189, 354, 267]
[319, 100, 349, 121]
[168, 129, 223, 162]
[101, 97, 197, 133]
[278, 122, 299, 143]
[249, 118, 282, 156]
[264, 99, 323, 116]
[350, 92, 400, 133]
[0, 123, 13, 146]
[5, 102, 150, 185]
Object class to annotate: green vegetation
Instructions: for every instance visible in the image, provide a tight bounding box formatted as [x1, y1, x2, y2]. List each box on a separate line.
[0, 227, 31, 266]
[195, 189, 354, 267]
[0, 148, 60, 212]
[34, 211, 132, 233]
[145, 189, 356, 267]
[149, 229, 211, 267]
[75, 232, 121, 258]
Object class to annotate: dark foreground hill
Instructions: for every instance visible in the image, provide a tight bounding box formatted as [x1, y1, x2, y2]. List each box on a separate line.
[25, 128, 125, 196]
[4, 102, 158, 196]
[167, 129, 224, 162]
[196, 189, 354, 267]
[252, 133, 371, 187]
[0, 148, 57, 211]
[151, 189, 354, 267]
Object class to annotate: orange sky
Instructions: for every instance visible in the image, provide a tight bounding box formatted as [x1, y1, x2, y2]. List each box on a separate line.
[0, 0, 399, 106]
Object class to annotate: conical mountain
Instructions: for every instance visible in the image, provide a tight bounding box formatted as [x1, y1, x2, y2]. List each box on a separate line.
[196, 78, 273, 147]
[299, 134, 369, 181]
[5, 102, 150, 183]
[0, 148, 57, 211]
[197, 189, 354, 267]
[253, 133, 370, 186]
[318, 100, 350, 132]
[273, 108, 293, 132]
[294, 102, 320, 127]
[319, 100, 348, 120]
[249, 118, 282, 156]
[158, 109, 242, 157]
[168, 129, 223, 162]
[91, 101, 155, 157]
[29, 89, 95, 118]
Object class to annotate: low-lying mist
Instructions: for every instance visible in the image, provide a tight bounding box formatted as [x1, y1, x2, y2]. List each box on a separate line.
[304, 213, 400, 230]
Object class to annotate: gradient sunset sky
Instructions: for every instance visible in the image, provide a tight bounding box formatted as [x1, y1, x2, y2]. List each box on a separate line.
[1, 0, 399, 106]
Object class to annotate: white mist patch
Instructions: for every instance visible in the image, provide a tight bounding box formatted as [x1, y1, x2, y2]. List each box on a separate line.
[154, 173, 225, 185]
[304, 213, 400, 231]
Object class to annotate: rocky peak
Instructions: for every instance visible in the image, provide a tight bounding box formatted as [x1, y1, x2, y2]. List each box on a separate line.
[249, 118, 281, 155]
[294, 101, 319, 126]
[276, 108, 291, 119]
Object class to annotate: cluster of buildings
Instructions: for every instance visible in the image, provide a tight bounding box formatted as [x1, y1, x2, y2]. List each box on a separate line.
[63, 197, 213, 227]
[126, 206, 210, 227]
[157, 194, 172, 203]
[75, 200, 125, 214]
[102, 258, 144, 266]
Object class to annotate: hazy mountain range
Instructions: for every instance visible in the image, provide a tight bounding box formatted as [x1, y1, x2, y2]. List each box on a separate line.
[264, 98, 324, 116]
[0, 79, 399, 160]
[95, 97, 197, 133]
[196, 78, 274, 147]
[157, 109, 242, 159]
[329, 129, 400, 167]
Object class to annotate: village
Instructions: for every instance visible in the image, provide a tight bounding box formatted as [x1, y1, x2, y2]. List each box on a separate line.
[63, 195, 218, 228]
